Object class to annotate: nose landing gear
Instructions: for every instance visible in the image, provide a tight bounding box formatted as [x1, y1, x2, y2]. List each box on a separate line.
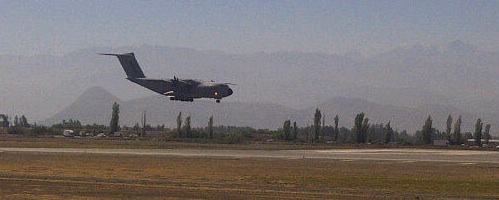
[216, 99, 220, 103]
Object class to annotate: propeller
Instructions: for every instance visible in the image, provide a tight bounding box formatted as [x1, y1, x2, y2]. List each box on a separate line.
[172, 76, 179, 87]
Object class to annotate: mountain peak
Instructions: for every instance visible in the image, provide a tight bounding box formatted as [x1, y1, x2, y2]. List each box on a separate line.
[78, 86, 120, 102]
[40, 86, 120, 125]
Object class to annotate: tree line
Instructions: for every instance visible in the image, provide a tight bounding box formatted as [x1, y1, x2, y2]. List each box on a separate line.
[0, 114, 30, 128]
[277, 109, 493, 146]
[0, 114, 36, 135]
[414, 115, 492, 146]
[1, 103, 495, 147]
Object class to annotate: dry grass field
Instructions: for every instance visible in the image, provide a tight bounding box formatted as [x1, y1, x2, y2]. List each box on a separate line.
[0, 151, 498, 199]
[0, 137, 498, 199]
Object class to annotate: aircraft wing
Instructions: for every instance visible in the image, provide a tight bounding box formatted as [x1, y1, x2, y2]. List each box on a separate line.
[128, 78, 194, 95]
[171, 79, 196, 89]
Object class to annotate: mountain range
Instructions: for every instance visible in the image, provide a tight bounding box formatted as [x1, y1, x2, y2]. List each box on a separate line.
[1, 40, 498, 134]
[41, 86, 496, 134]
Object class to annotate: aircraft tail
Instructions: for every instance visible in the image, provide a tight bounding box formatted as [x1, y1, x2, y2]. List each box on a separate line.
[100, 53, 146, 78]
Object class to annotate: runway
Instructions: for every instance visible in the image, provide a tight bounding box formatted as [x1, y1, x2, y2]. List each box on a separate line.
[1, 147, 498, 164]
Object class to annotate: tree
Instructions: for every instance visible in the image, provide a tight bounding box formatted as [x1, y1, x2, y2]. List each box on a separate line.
[183, 116, 192, 138]
[14, 115, 19, 127]
[313, 108, 322, 142]
[322, 117, 326, 140]
[445, 115, 452, 141]
[354, 113, 369, 143]
[333, 115, 339, 142]
[484, 124, 491, 144]
[421, 115, 433, 145]
[18, 115, 28, 127]
[176, 112, 182, 138]
[141, 111, 147, 137]
[384, 121, 393, 144]
[109, 102, 120, 134]
[283, 120, 291, 141]
[292, 121, 298, 140]
[453, 116, 462, 145]
[133, 122, 140, 135]
[473, 118, 483, 147]
[208, 115, 214, 139]
[0, 114, 9, 128]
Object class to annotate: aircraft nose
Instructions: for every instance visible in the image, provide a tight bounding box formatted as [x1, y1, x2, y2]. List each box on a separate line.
[227, 88, 233, 96]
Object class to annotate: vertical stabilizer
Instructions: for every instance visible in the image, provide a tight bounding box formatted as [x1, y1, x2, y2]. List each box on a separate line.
[100, 53, 146, 78]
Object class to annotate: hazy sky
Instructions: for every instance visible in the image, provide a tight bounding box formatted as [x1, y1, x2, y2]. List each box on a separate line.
[1, 0, 497, 56]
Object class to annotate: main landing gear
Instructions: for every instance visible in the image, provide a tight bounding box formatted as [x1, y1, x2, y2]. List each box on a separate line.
[170, 97, 193, 102]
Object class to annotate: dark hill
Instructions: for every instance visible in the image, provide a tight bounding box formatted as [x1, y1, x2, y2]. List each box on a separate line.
[42, 86, 121, 125]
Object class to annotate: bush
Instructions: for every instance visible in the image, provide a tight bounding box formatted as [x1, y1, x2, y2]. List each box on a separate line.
[7, 127, 24, 135]
[216, 132, 254, 144]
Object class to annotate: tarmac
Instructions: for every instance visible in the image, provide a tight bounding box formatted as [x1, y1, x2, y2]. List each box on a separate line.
[1, 147, 498, 164]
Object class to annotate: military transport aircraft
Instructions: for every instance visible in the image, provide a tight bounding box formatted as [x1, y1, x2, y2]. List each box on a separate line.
[101, 53, 233, 103]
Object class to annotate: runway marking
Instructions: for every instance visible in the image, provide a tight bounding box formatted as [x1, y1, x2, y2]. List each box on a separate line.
[0, 148, 498, 164]
[460, 162, 476, 165]
[399, 160, 416, 163]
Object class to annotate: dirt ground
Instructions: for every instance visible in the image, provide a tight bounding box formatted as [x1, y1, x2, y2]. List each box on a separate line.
[0, 151, 498, 200]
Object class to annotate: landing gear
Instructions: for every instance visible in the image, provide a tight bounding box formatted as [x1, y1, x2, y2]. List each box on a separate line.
[216, 99, 220, 103]
[169, 97, 193, 102]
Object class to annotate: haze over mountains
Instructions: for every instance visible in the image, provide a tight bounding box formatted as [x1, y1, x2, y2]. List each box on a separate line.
[42, 86, 490, 134]
[2, 40, 498, 133]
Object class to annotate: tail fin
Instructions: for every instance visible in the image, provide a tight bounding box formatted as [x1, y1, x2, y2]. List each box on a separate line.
[100, 53, 146, 78]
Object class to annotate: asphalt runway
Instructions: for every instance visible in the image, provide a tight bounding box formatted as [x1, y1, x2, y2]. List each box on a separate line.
[0, 147, 498, 164]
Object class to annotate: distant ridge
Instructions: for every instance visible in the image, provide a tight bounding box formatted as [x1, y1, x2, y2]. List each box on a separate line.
[41, 87, 496, 134]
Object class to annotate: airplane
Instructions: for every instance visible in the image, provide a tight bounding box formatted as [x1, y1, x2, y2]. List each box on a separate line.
[100, 52, 233, 103]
